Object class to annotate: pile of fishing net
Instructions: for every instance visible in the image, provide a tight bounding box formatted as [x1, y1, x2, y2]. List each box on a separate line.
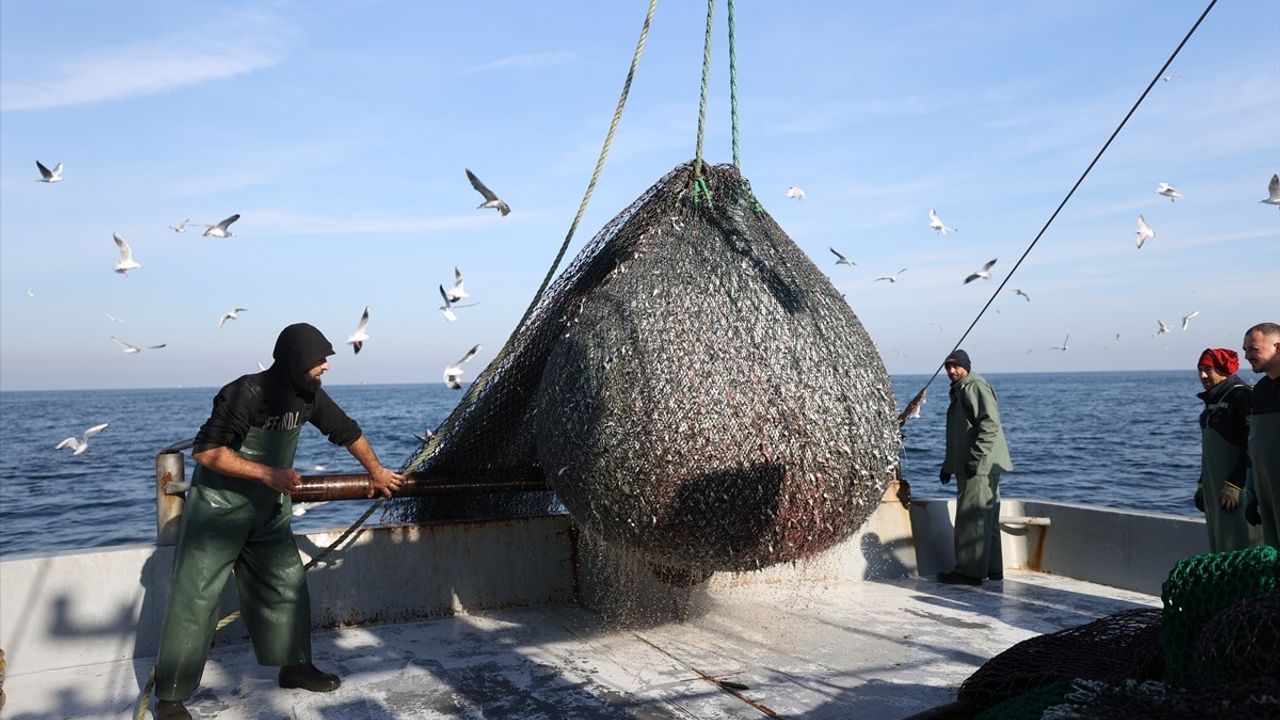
[393, 161, 900, 574]
[960, 545, 1280, 719]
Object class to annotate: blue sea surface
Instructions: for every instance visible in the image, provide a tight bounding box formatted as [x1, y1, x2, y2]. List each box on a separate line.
[0, 371, 1215, 557]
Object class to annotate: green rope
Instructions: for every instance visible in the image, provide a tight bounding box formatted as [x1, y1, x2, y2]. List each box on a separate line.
[691, 0, 715, 205]
[404, 0, 659, 475]
[727, 0, 740, 170]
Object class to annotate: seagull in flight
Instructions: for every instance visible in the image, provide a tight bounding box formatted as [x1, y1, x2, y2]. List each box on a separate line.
[346, 306, 370, 354]
[929, 209, 957, 235]
[1262, 174, 1280, 206]
[219, 307, 248, 328]
[875, 268, 908, 283]
[964, 258, 997, 284]
[443, 344, 482, 389]
[1135, 215, 1154, 249]
[55, 423, 109, 456]
[257, 361, 268, 371]
[786, 186, 805, 200]
[169, 219, 189, 233]
[26, 287, 35, 299]
[1155, 320, 1172, 336]
[438, 284, 479, 321]
[112, 233, 142, 276]
[1050, 334, 1070, 351]
[1161, 74, 1181, 82]
[36, 161, 63, 183]
[466, 169, 510, 216]
[104, 312, 126, 323]
[829, 247, 856, 268]
[1155, 182, 1182, 202]
[445, 267, 469, 302]
[1014, 288, 1031, 302]
[201, 214, 240, 238]
[112, 337, 166, 354]
[1181, 310, 1200, 331]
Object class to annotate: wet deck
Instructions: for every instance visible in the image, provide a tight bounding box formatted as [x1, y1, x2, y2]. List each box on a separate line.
[6, 571, 1158, 720]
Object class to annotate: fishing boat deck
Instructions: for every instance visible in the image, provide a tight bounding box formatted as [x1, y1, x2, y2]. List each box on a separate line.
[7, 570, 1158, 720]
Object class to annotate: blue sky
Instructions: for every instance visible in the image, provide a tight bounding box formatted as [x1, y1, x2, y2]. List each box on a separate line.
[1, 1, 1277, 391]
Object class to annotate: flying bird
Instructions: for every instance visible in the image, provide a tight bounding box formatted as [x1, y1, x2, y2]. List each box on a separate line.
[257, 361, 268, 371]
[201, 214, 240, 238]
[786, 186, 805, 200]
[1262, 174, 1280, 206]
[36, 161, 63, 183]
[829, 247, 856, 268]
[219, 307, 248, 328]
[443, 344, 482, 389]
[346, 306, 370, 354]
[964, 258, 998, 284]
[169, 218, 189, 233]
[1014, 288, 1031, 302]
[875, 268, 908, 283]
[112, 337, 166, 354]
[1181, 310, 1200, 331]
[1155, 182, 1181, 202]
[1050, 334, 1070, 351]
[104, 312, 126, 323]
[112, 233, 142, 276]
[438, 284, 479, 321]
[929, 209, 957, 235]
[1155, 320, 1171, 336]
[26, 287, 35, 299]
[55, 423, 109, 456]
[445, 267, 469, 302]
[1161, 74, 1181, 82]
[1135, 215, 1154, 249]
[466, 169, 510, 216]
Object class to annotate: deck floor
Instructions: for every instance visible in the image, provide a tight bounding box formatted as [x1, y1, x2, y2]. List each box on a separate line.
[5, 571, 1159, 719]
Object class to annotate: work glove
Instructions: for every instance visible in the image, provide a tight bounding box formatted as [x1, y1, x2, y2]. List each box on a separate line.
[1220, 484, 1241, 511]
[1246, 496, 1261, 526]
[1193, 487, 1205, 513]
[965, 459, 979, 478]
[939, 468, 951, 485]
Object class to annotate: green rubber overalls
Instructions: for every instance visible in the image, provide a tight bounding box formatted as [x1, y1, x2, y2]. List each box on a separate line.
[154, 425, 310, 701]
[1252, 409, 1280, 549]
[1200, 386, 1252, 552]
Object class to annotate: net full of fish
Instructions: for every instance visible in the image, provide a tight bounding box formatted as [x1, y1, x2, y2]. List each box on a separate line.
[397, 161, 901, 575]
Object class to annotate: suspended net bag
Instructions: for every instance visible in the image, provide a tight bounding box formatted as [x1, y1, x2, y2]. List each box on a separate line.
[396, 161, 900, 574]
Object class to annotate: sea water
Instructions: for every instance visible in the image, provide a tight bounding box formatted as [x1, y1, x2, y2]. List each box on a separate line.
[0, 370, 1225, 557]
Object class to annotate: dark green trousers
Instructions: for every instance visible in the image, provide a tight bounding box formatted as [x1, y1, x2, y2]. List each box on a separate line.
[954, 469, 1003, 579]
[154, 470, 311, 701]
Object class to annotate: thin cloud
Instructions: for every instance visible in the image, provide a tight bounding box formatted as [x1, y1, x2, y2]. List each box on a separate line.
[246, 209, 555, 236]
[1, 14, 291, 111]
[460, 51, 577, 76]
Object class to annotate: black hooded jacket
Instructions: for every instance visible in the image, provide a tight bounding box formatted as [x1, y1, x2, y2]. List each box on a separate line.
[192, 323, 361, 453]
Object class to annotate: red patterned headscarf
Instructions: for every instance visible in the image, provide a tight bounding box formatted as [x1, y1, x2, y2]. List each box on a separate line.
[1198, 348, 1239, 376]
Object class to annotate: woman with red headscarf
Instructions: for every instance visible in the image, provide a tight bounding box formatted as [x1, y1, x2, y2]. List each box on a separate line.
[1195, 348, 1255, 552]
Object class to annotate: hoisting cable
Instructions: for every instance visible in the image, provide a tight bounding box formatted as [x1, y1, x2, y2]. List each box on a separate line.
[727, 0, 741, 170]
[136, 7, 661, 715]
[403, 0, 659, 475]
[898, 0, 1219, 420]
[690, 0, 716, 205]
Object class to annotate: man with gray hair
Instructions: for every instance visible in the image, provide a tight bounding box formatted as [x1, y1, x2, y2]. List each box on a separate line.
[1242, 322, 1280, 548]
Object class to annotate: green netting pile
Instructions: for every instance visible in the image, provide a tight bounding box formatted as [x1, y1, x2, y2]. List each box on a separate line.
[393, 161, 900, 574]
[1161, 545, 1280, 686]
[959, 545, 1280, 719]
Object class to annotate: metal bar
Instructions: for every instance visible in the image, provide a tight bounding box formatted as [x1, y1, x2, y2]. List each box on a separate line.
[155, 451, 186, 546]
[998, 516, 1052, 527]
[289, 473, 551, 503]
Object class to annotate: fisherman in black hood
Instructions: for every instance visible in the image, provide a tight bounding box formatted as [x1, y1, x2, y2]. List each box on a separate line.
[152, 323, 403, 720]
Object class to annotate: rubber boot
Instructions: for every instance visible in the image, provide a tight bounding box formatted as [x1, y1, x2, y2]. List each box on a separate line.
[155, 699, 192, 720]
[279, 663, 341, 692]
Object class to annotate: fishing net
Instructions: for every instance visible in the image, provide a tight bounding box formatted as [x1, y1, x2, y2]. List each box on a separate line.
[1037, 677, 1280, 719]
[958, 608, 1164, 712]
[393, 161, 900, 573]
[1194, 589, 1280, 686]
[1161, 545, 1280, 686]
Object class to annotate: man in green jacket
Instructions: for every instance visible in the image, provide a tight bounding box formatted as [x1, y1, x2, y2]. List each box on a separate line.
[1243, 322, 1280, 548]
[938, 349, 1013, 586]
[1194, 348, 1253, 552]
